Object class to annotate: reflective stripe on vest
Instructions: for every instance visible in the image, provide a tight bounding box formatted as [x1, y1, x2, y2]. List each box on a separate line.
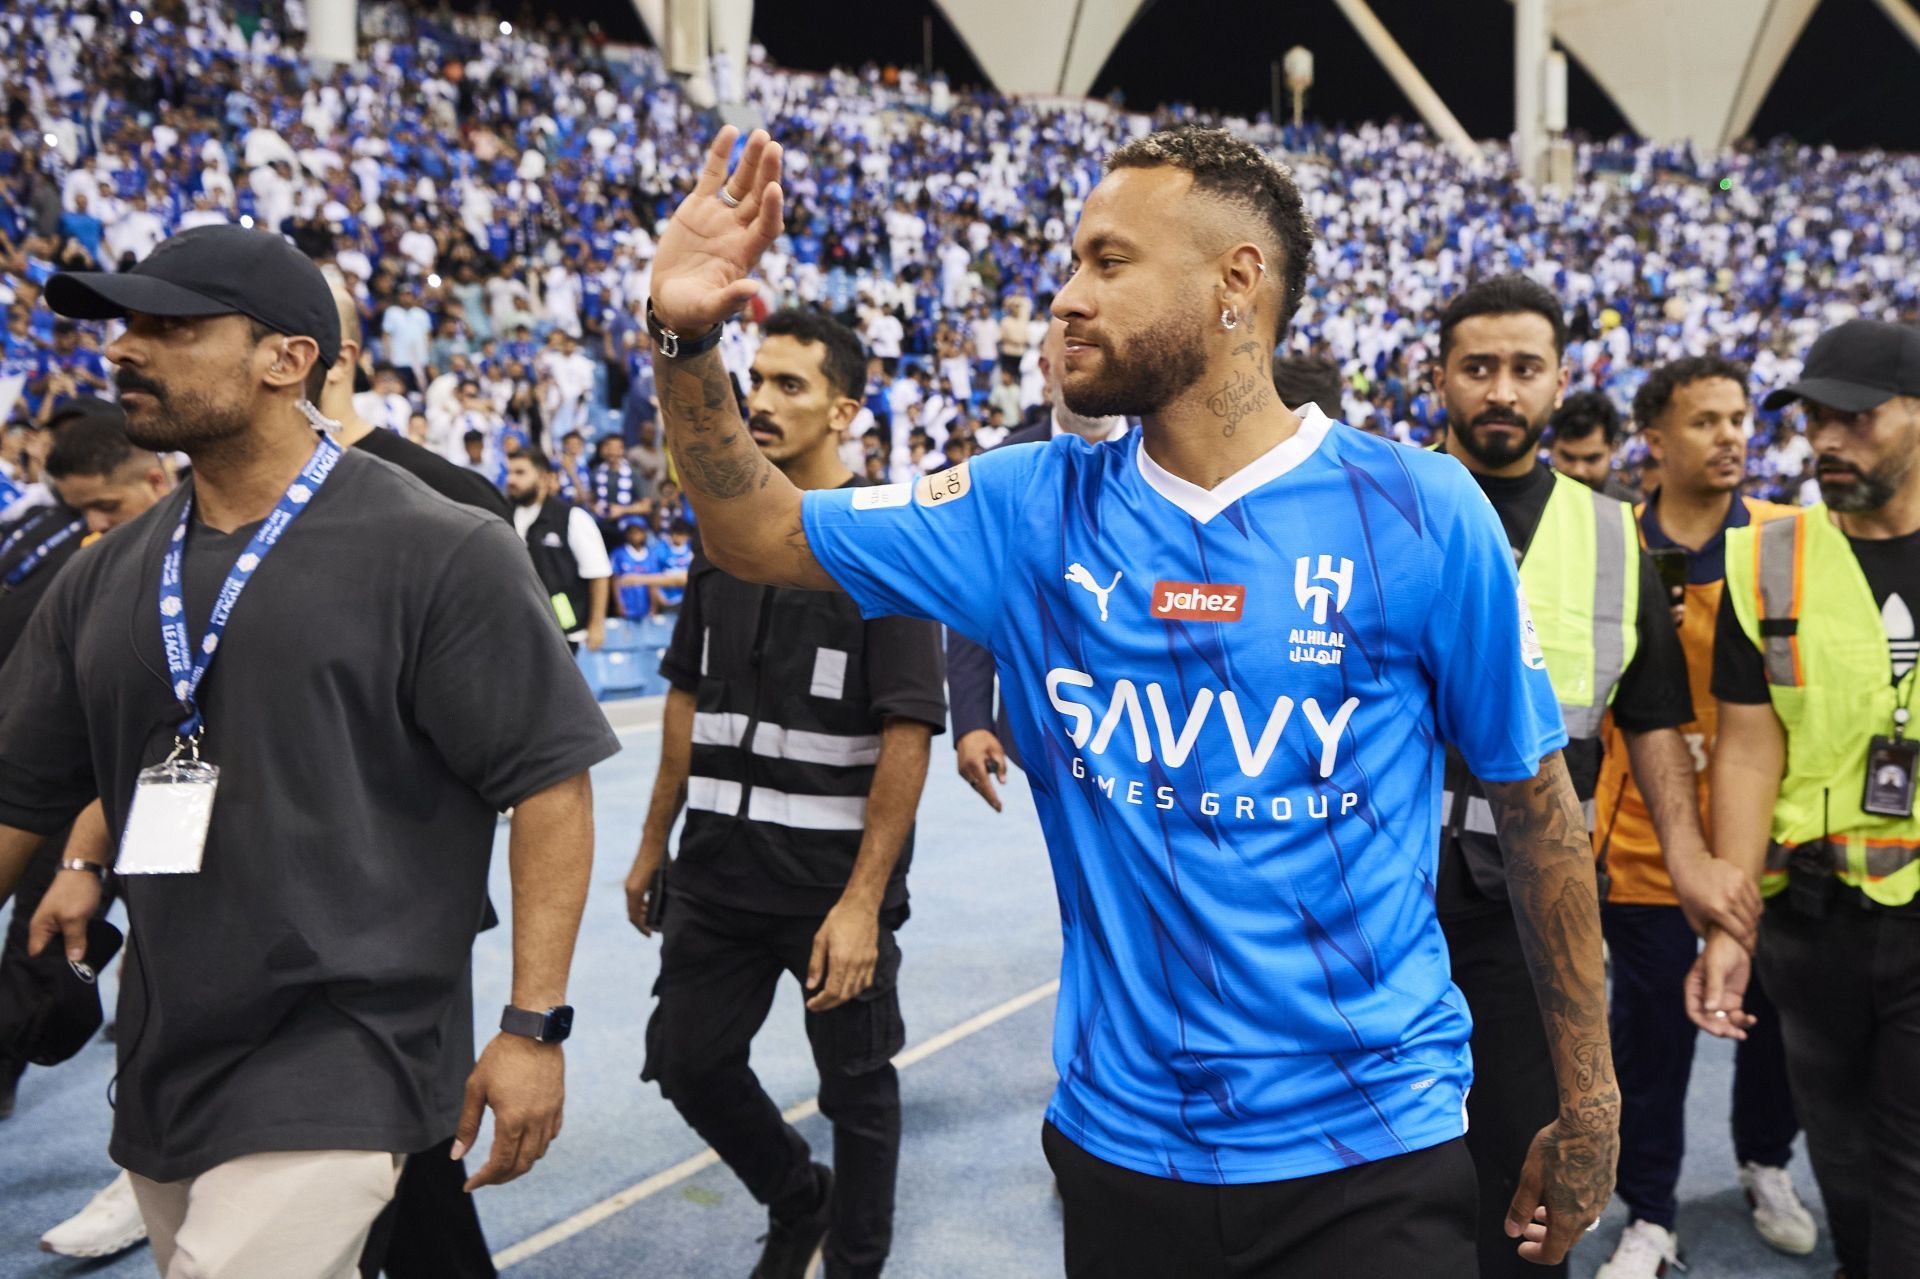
[1728, 506, 1920, 906]
[1766, 839, 1920, 880]
[1519, 473, 1640, 740]
[1755, 515, 1802, 687]
[1437, 790, 1596, 836]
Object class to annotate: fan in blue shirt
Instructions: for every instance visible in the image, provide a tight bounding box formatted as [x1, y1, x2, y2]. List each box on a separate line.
[644, 125, 1614, 1273]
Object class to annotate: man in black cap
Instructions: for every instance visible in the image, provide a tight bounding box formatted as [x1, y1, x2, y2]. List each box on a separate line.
[0, 224, 620, 1276]
[1692, 317, 1920, 1279]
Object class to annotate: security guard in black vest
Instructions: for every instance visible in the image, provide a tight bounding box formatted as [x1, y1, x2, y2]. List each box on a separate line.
[505, 448, 609, 654]
[625, 310, 946, 1279]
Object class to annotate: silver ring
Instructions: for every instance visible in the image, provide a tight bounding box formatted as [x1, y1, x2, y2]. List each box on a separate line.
[1713, 1009, 1729, 1019]
[1586, 1221, 1601, 1233]
[717, 188, 742, 209]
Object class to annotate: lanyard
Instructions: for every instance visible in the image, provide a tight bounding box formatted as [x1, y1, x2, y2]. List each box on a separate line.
[159, 434, 342, 741]
[1, 511, 84, 590]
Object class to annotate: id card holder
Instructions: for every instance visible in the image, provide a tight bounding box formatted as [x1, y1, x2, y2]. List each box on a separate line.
[1863, 735, 1919, 819]
[117, 758, 220, 875]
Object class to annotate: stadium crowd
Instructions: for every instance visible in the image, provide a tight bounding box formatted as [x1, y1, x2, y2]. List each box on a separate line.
[3, 0, 1919, 520]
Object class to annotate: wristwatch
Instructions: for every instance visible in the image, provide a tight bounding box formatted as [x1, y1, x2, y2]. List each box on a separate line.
[499, 1004, 574, 1044]
[646, 299, 723, 360]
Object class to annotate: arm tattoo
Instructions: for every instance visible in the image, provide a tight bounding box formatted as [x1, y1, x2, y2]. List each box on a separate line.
[653, 348, 768, 499]
[1484, 753, 1620, 1204]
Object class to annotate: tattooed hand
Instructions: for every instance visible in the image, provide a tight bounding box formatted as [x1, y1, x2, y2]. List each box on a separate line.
[1506, 1097, 1619, 1264]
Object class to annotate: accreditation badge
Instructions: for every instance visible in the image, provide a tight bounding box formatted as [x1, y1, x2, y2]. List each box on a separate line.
[1862, 735, 1919, 820]
[116, 758, 220, 875]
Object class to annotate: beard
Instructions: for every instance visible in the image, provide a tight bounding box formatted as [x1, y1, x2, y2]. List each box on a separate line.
[1818, 452, 1912, 513]
[1452, 405, 1550, 470]
[117, 368, 250, 455]
[1061, 301, 1211, 420]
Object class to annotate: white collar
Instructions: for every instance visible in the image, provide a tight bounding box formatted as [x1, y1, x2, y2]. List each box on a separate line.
[1134, 403, 1334, 525]
[1050, 411, 1129, 443]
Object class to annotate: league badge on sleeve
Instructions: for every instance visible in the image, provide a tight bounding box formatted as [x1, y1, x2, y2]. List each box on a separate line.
[915, 462, 971, 508]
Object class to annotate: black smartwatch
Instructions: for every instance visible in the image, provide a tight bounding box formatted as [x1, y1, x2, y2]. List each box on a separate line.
[645, 299, 723, 359]
[500, 1004, 574, 1044]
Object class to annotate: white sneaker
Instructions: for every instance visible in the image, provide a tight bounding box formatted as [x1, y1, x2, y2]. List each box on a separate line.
[39, 1170, 148, 1259]
[1741, 1161, 1818, 1255]
[1595, 1219, 1683, 1278]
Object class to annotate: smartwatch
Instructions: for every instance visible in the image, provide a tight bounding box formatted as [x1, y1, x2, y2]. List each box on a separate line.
[499, 1004, 574, 1044]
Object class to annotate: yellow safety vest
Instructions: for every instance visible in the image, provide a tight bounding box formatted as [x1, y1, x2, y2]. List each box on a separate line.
[1519, 472, 1641, 741]
[1442, 472, 1638, 853]
[1725, 505, 1920, 905]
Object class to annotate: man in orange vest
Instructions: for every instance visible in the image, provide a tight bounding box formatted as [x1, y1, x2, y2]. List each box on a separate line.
[1590, 357, 1816, 1279]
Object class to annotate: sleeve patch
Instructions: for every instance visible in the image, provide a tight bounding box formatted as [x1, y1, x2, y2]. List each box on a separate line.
[915, 462, 972, 508]
[852, 482, 912, 511]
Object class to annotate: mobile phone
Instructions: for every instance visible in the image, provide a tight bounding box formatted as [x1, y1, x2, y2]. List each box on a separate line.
[1650, 548, 1688, 596]
[644, 864, 669, 931]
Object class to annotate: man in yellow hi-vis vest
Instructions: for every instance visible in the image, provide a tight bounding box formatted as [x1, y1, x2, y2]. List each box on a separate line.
[1431, 276, 1702, 1279]
[1590, 358, 1812, 1279]
[1693, 318, 1920, 1279]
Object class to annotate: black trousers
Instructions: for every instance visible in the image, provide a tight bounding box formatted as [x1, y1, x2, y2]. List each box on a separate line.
[1603, 902, 1798, 1230]
[1758, 895, 1920, 1279]
[643, 894, 906, 1279]
[1441, 907, 1566, 1279]
[1042, 1122, 1477, 1278]
[357, 1137, 496, 1279]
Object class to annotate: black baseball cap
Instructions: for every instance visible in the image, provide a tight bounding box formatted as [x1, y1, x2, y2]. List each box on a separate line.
[45, 225, 340, 369]
[1761, 319, 1920, 414]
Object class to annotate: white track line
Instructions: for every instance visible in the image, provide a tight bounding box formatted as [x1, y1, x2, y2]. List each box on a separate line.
[493, 977, 1060, 1269]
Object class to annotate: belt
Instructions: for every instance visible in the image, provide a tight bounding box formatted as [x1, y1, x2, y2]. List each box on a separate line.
[1441, 790, 1596, 837]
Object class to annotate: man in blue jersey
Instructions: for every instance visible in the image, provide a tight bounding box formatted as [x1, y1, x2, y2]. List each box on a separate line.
[642, 126, 1618, 1277]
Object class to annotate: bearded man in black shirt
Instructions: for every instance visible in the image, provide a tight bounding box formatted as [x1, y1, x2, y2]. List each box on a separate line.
[0, 226, 617, 1277]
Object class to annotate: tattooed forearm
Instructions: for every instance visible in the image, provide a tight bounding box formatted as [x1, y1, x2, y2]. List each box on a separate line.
[1484, 752, 1617, 1111]
[650, 344, 835, 589]
[1484, 751, 1619, 1234]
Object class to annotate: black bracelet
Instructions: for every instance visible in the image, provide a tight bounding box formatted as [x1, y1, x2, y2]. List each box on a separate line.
[646, 299, 723, 359]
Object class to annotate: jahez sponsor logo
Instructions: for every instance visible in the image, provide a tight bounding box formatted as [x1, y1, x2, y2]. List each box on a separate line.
[1151, 581, 1245, 622]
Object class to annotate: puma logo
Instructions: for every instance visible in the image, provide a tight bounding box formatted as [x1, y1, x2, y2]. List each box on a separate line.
[1064, 563, 1123, 623]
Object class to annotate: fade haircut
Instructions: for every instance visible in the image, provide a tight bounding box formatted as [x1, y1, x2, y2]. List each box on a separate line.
[1633, 355, 1748, 431]
[46, 414, 151, 479]
[1438, 274, 1569, 362]
[1549, 390, 1623, 448]
[1104, 126, 1315, 333]
[762, 308, 868, 401]
[1271, 353, 1345, 413]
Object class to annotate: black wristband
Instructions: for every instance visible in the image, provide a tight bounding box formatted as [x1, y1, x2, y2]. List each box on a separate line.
[646, 300, 723, 359]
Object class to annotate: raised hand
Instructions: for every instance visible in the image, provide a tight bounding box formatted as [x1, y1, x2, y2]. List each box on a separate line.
[650, 127, 785, 334]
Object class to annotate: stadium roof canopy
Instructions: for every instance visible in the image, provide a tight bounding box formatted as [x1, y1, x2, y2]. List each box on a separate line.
[927, 0, 1824, 148]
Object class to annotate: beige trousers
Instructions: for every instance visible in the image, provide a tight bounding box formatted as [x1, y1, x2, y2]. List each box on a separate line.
[128, 1149, 405, 1279]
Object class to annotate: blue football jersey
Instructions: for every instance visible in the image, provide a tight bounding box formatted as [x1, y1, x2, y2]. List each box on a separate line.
[801, 406, 1565, 1184]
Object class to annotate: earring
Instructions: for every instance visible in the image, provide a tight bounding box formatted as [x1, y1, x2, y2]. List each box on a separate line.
[1221, 307, 1239, 331]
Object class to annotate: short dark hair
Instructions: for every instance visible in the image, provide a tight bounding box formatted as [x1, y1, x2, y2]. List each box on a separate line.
[1104, 126, 1315, 333]
[1549, 390, 1622, 448]
[669, 518, 693, 536]
[760, 308, 868, 401]
[463, 429, 486, 446]
[1632, 356, 1749, 431]
[1438, 274, 1568, 362]
[1270, 354, 1345, 413]
[509, 446, 552, 472]
[46, 413, 147, 479]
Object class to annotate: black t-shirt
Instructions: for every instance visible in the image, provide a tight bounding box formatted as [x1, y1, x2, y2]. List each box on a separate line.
[0, 503, 86, 666]
[660, 481, 948, 917]
[1713, 525, 1920, 703]
[353, 425, 511, 520]
[0, 448, 620, 1180]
